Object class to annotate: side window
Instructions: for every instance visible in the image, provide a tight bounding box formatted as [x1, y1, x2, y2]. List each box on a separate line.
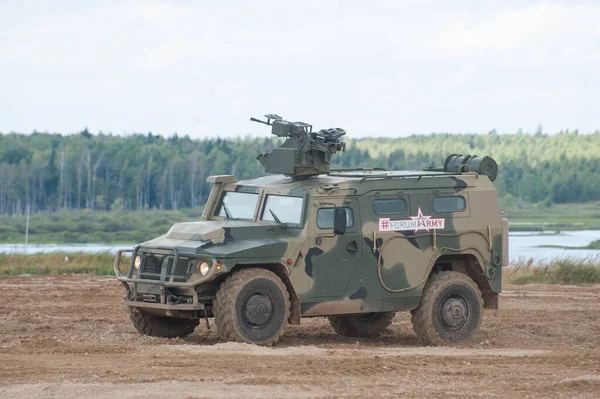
[373, 198, 407, 215]
[317, 208, 355, 229]
[432, 196, 467, 212]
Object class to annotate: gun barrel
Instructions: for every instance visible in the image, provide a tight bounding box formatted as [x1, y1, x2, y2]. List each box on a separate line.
[250, 117, 271, 126]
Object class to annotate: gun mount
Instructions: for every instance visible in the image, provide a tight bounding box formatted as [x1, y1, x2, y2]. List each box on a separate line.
[253, 114, 346, 178]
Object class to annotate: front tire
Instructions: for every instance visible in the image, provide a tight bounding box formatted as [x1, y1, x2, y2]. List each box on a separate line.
[328, 312, 396, 338]
[129, 307, 199, 338]
[213, 268, 290, 346]
[411, 271, 483, 345]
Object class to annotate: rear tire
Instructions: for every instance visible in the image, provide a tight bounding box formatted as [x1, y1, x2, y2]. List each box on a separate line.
[411, 271, 483, 345]
[213, 268, 290, 346]
[328, 312, 396, 338]
[129, 307, 199, 338]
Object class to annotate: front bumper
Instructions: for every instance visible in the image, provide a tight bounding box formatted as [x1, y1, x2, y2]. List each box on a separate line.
[123, 299, 205, 319]
[114, 245, 219, 314]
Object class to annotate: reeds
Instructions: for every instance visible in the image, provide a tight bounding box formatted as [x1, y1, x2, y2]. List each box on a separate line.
[506, 255, 600, 285]
[1, 252, 599, 286]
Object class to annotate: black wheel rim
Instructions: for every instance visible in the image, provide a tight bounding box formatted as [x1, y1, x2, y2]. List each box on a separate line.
[439, 295, 469, 331]
[243, 292, 274, 327]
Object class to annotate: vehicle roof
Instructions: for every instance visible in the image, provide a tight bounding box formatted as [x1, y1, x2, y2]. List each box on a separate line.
[230, 170, 495, 196]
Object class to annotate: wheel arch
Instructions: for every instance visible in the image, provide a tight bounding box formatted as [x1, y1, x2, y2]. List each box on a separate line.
[429, 252, 498, 309]
[226, 262, 301, 325]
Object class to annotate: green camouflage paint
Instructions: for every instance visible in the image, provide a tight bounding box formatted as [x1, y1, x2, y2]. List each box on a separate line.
[115, 171, 506, 318]
[114, 116, 506, 330]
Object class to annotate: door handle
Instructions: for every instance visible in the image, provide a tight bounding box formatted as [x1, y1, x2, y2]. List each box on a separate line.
[346, 240, 358, 253]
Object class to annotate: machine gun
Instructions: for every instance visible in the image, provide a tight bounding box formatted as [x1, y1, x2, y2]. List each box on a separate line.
[252, 114, 346, 178]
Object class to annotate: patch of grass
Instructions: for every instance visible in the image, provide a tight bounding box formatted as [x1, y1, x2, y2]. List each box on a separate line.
[536, 239, 600, 250]
[587, 240, 600, 250]
[504, 201, 600, 231]
[506, 256, 600, 285]
[0, 207, 204, 244]
[0, 252, 128, 276]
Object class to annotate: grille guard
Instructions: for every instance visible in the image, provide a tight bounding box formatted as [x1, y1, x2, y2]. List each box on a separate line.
[113, 245, 220, 289]
[114, 245, 222, 309]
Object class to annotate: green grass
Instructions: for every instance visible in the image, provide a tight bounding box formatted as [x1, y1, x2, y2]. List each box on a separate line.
[1, 200, 598, 247]
[503, 201, 600, 231]
[536, 239, 600, 250]
[0, 207, 204, 244]
[2, 250, 599, 289]
[587, 240, 600, 250]
[0, 252, 126, 276]
[506, 256, 600, 285]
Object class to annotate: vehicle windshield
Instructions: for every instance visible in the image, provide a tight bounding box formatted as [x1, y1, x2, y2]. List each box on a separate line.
[261, 195, 304, 225]
[216, 192, 259, 220]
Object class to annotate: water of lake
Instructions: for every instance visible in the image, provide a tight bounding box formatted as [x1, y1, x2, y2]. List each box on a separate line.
[509, 230, 599, 261]
[1, 230, 598, 262]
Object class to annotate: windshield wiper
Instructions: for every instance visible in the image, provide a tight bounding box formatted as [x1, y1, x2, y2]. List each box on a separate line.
[269, 208, 282, 224]
[222, 203, 233, 219]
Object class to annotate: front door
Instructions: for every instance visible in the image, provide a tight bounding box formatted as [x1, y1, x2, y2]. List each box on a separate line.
[307, 197, 362, 298]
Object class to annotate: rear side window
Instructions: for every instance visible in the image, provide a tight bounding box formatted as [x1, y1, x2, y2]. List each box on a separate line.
[317, 208, 355, 229]
[432, 196, 466, 212]
[373, 199, 407, 215]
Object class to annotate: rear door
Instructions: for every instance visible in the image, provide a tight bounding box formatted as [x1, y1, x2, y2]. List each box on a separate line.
[375, 192, 439, 291]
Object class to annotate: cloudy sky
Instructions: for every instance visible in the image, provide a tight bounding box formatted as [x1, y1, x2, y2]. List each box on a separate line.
[1, 0, 599, 138]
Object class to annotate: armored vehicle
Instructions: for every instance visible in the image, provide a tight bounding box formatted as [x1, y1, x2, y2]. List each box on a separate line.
[114, 115, 509, 346]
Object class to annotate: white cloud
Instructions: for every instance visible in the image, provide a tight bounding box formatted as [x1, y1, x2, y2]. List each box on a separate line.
[1, 0, 599, 136]
[5, 1, 599, 68]
[424, 2, 600, 67]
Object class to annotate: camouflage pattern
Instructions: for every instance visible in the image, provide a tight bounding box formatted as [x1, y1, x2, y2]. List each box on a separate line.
[114, 168, 508, 320]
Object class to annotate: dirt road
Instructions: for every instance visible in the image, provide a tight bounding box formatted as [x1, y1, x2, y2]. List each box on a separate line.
[0, 276, 599, 398]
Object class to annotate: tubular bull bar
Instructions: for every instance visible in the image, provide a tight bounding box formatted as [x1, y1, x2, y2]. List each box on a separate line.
[113, 245, 219, 313]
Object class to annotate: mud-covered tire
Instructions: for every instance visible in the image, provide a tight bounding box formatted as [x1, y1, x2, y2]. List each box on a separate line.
[129, 307, 199, 338]
[213, 268, 290, 346]
[411, 271, 483, 346]
[328, 312, 396, 338]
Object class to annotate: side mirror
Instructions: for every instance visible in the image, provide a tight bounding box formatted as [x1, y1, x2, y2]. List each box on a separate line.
[333, 208, 347, 235]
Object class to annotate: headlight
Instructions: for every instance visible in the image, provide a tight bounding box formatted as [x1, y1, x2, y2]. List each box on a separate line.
[198, 261, 211, 276]
[134, 256, 141, 270]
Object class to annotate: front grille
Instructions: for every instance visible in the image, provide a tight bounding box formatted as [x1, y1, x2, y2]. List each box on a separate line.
[174, 257, 190, 275]
[141, 254, 164, 274]
[136, 252, 196, 281]
[166, 257, 190, 276]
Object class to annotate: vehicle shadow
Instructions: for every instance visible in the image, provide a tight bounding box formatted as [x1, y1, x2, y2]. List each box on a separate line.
[183, 318, 420, 348]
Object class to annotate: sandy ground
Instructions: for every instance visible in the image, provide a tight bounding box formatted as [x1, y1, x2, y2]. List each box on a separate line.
[0, 276, 599, 398]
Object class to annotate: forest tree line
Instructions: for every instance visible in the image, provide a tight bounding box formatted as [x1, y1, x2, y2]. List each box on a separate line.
[0, 129, 599, 216]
